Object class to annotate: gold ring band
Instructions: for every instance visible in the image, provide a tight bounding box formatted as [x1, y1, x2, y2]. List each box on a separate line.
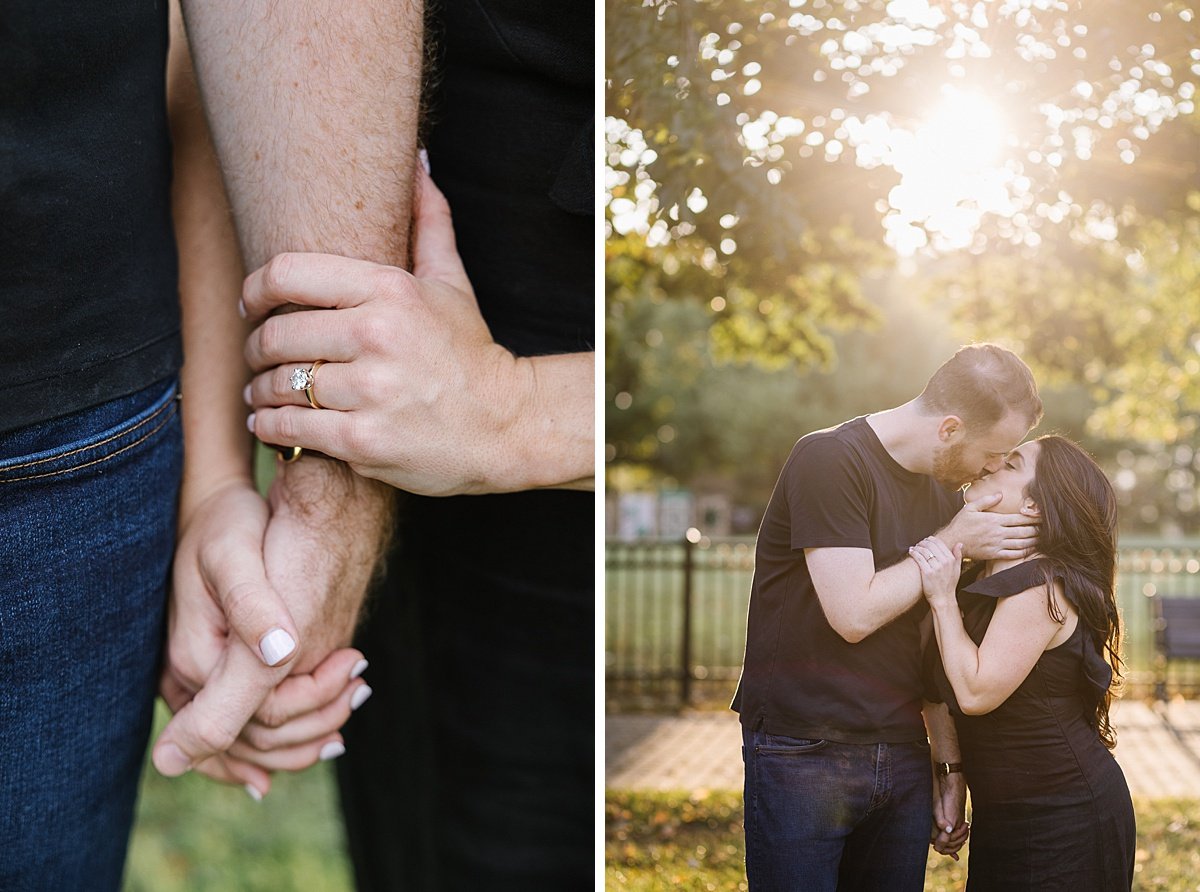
[305, 360, 325, 410]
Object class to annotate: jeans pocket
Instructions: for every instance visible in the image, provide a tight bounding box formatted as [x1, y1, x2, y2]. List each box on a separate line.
[0, 380, 179, 485]
[755, 734, 828, 755]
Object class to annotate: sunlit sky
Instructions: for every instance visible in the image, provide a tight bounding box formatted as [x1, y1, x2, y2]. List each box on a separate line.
[607, 0, 1199, 258]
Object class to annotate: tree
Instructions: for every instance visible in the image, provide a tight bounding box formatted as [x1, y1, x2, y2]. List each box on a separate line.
[607, 0, 1200, 486]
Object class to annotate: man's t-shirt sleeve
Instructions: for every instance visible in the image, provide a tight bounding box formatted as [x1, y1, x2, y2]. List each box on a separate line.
[785, 435, 873, 552]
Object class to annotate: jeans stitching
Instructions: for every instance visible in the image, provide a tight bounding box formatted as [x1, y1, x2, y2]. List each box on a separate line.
[868, 743, 891, 813]
[0, 392, 174, 471]
[0, 401, 177, 484]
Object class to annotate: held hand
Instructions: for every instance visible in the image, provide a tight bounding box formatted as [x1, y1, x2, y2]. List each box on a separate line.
[158, 641, 369, 797]
[242, 168, 534, 495]
[167, 480, 301, 680]
[909, 537, 963, 606]
[930, 771, 970, 860]
[941, 492, 1039, 561]
[154, 474, 383, 790]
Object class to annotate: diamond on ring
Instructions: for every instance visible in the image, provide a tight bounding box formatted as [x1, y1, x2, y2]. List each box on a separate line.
[289, 367, 313, 391]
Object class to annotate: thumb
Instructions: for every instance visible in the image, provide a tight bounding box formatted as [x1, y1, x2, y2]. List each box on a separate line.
[201, 532, 300, 669]
[412, 165, 469, 288]
[152, 641, 282, 776]
[968, 491, 1002, 511]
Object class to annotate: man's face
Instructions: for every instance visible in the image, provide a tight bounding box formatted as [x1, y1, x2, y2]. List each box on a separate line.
[932, 410, 1032, 490]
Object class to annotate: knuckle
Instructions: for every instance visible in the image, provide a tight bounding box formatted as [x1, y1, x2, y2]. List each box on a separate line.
[351, 314, 390, 355]
[263, 253, 295, 294]
[355, 366, 390, 405]
[274, 410, 300, 442]
[368, 265, 406, 301]
[221, 581, 260, 625]
[194, 716, 238, 754]
[257, 699, 289, 730]
[242, 723, 273, 750]
[256, 316, 286, 360]
[342, 414, 377, 459]
[275, 366, 297, 399]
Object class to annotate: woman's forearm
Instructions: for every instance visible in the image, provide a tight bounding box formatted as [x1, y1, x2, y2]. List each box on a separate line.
[929, 602, 986, 709]
[168, 3, 256, 517]
[509, 352, 595, 491]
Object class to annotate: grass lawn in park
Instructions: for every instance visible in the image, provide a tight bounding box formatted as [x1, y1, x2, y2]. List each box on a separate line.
[123, 702, 353, 892]
[606, 789, 1200, 891]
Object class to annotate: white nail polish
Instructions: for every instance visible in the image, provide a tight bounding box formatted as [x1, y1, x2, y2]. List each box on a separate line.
[418, 147, 431, 174]
[245, 784, 263, 802]
[246, 413, 256, 433]
[350, 684, 373, 711]
[349, 658, 369, 680]
[242, 384, 252, 405]
[320, 741, 346, 761]
[237, 298, 247, 319]
[259, 628, 296, 666]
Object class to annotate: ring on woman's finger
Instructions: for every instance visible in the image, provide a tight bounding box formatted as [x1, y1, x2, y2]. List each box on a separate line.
[289, 360, 326, 409]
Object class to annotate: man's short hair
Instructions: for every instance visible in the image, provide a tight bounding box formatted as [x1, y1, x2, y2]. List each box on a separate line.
[917, 344, 1043, 432]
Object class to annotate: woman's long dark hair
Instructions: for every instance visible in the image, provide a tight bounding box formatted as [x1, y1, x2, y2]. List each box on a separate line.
[1026, 435, 1123, 749]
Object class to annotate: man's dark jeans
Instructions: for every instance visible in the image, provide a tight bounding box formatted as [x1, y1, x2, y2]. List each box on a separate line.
[0, 380, 181, 891]
[743, 727, 933, 892]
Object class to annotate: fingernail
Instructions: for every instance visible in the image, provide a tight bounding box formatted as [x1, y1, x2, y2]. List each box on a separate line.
[246, 413, 256, 433]
[946, 825, 954, 833]
[349, 658, 369, 680]
[418, 147, 431, 174]
[245, 784, 263, 802]
[237, 298, 247, 319]
[350, 684, 373, 711]
[259, 628, 296, 666]
[242, 384, 252, 405]
[156, 743, 192, 776]
[320, 741, 346, 761]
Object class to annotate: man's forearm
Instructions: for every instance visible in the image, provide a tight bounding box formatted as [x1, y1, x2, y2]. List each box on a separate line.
[808, 547, 925, 643]
[861, 554, 925, 634]
[178, 0, 423, 270]
[922, 700, 962, 763]
[180, 0, 422, 626]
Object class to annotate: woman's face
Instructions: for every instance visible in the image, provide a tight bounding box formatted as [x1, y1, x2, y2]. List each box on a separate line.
[962, 440, 1041, 513]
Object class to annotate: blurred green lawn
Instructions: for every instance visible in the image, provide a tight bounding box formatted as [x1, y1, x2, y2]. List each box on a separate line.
[123, 702, 353, 892]
[606, 789, 1200, 891]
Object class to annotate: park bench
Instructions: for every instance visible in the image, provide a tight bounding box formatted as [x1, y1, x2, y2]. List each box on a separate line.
[1152, 595, 1200, 702]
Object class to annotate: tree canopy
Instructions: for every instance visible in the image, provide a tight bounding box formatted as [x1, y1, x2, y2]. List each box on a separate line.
[607, 0, 1200, 512]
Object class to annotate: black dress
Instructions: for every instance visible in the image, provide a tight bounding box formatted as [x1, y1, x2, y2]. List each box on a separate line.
[928, 559, 1136, 891]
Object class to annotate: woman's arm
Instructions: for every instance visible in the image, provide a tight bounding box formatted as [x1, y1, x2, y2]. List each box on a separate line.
[914, 538, 1064, 715]
[239, 169, 595, 495]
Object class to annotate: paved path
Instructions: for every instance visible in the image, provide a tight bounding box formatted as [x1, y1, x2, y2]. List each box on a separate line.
[606, 700, 1200, 797]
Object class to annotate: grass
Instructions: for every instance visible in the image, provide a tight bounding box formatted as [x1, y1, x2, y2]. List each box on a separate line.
[605, 789, 1200, 891]
[123, 702, 353, 892]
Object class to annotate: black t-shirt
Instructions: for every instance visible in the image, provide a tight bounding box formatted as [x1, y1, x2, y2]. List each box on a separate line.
[423, 0, 592, 358]
[0, 2, 181, 434]
[396, 1, 593, 591]
[732, 416, 962, 743]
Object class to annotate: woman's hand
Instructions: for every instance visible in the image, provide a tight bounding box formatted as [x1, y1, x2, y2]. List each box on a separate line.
[909, 536, 963, 608]
[242, 169, 531, 496]
[242, 167, 594, 495]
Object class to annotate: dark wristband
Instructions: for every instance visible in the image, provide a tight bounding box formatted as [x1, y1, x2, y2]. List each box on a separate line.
[935, 761, 964, 777]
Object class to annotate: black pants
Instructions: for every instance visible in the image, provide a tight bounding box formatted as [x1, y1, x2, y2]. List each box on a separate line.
[336, 491, 594, 892]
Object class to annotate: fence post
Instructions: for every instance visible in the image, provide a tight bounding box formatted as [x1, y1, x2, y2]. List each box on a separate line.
[681, 532, 695, 708]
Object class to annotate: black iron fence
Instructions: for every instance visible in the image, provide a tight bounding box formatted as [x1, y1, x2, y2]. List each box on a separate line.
[605, 535, 1200, 710]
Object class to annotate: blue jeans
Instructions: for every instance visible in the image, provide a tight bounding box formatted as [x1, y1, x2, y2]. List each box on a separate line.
[742, 728, 933, 892]
[0, 380, 181, 891]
